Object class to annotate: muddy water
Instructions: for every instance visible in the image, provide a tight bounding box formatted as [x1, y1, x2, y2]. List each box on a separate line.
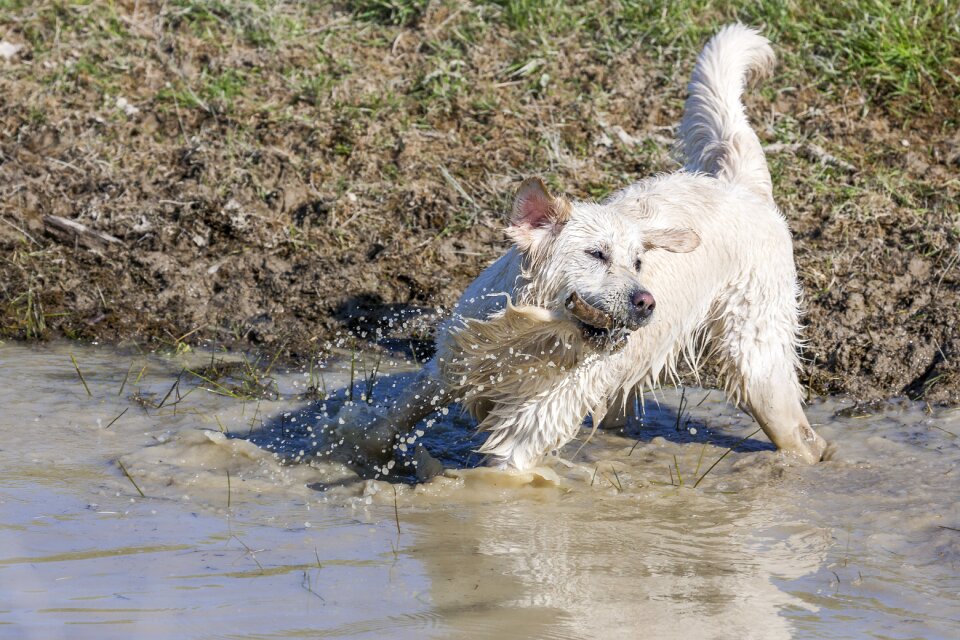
[0, 342, 957, 639]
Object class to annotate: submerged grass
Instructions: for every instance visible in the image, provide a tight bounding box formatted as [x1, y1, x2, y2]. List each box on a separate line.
[187, 352, 283, 401]
[231, 535, 264, 573]
[116, 459, 145, 497]
[70, 354, 92, 397]
[693, 428, 762, 488]
[117, 361, 135, 396]
[361, 352, 382, 403]
[104, 407, 128, 429]
[392, 485, 401, 535]
[156, 368, 186, 408]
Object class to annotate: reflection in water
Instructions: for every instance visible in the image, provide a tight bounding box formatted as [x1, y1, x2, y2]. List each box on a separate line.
[0, 342, 958, 639]
[402, 493, 825, 639]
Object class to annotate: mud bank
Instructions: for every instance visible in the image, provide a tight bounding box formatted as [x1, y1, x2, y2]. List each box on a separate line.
[1, 2, 957, 403]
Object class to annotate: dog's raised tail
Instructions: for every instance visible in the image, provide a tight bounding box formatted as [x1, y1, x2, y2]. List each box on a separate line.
[678, 24, 774, 201]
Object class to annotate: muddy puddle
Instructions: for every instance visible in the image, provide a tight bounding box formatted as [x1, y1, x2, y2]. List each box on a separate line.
[1, 341, 958, 639]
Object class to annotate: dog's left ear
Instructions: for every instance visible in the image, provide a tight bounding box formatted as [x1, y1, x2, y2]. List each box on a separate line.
[643, 228, 701, 253]
[507, 177, 572, 252]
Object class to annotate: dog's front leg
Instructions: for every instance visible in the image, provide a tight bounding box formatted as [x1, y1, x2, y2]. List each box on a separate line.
[598, 386, 640, 431]
[334, 362, 448, 465]
[474, 363, 618, 470]
[476, 401, 588, 470]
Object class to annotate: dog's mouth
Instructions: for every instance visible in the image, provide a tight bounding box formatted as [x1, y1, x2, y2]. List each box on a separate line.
[565, 292, 631, 347]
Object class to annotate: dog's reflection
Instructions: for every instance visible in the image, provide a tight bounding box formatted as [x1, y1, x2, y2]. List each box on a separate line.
[399, 490, 827, 639]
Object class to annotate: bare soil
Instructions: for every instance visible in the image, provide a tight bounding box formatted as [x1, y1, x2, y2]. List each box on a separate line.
[1, 2, 958, 403]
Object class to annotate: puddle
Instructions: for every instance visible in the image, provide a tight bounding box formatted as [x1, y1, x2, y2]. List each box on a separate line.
[1, 341, 958, 639]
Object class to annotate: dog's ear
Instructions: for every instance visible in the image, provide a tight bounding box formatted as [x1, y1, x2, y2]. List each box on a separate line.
[643, 228, 701, 253]
[507, 177, 571, 251]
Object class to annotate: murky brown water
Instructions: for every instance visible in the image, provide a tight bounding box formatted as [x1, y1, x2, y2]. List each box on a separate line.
[1, 341, 958, 639]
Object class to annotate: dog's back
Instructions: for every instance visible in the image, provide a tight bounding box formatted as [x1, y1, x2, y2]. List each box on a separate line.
[677, 24, 775, 203]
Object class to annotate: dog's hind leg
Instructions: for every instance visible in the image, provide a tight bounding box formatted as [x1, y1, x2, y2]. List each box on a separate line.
[333, 363, 448, 467]
[741, 373, 826, 463]
[712, 272, 827, 463]
[679, 25, 825, 461]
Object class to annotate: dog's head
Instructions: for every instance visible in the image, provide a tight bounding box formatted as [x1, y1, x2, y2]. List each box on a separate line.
[507, 177, 700, 346]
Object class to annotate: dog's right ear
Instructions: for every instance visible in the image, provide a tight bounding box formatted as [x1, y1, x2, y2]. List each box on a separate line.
[507, 177, 571, 252]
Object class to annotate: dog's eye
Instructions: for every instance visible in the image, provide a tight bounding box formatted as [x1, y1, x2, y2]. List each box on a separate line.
[634, 259, 642, 272]
[586, 248, 608, 262]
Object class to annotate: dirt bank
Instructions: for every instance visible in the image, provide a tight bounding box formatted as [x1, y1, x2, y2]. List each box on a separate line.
[1, 2, 958, 403]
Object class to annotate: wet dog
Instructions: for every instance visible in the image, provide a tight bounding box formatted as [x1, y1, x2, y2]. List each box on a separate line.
[336, 24, 827, 472]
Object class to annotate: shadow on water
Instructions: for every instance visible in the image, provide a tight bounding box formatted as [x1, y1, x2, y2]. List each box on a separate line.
[241, 363, 774, 482]
[607, 392, 778, 453]
[242, 371, 488, 482]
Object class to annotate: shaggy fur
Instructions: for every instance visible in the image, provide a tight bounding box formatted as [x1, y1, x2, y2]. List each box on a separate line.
[335, 24, 827, 472]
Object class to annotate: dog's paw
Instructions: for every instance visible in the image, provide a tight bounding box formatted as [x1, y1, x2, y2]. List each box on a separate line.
[783, 423, 829, 464]
[820, 439, 838, 462]
[413, 444, 444, 481]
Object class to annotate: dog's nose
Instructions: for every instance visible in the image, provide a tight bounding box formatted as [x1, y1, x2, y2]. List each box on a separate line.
[630, 289, 656, 319]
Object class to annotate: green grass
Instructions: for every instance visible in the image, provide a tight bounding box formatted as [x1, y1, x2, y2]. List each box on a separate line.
[12, 1, 130, 53]
[416, 55, 468, 105]
[12, 0, 954, 115]
[469, 0, 959, 111]
[165, 0, 306, 46]
[7, 286, 47, 339]
[735, 0, 959, 109]
[348, 0, 430, 26]
[288, 70, 334, 106]
[323, 0, 960, 121]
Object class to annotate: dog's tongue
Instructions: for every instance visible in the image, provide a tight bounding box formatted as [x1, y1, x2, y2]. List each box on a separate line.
[565, 292, 614, 330]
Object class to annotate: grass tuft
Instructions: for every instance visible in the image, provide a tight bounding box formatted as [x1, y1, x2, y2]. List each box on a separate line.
[6, 284, 48, 340]
[349, 0, 428, 26]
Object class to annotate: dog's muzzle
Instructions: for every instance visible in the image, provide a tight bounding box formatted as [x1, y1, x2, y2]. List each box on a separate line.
[628, 288, 656, 328]
[566, 292, 650, 348]
[566, 292, 614, 330]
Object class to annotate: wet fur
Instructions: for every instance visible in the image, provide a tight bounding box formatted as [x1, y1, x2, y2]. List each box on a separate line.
[336, 24, 827, 472]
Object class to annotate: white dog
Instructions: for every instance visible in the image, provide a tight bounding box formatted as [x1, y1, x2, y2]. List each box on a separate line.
[336, 24, 827, 472]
